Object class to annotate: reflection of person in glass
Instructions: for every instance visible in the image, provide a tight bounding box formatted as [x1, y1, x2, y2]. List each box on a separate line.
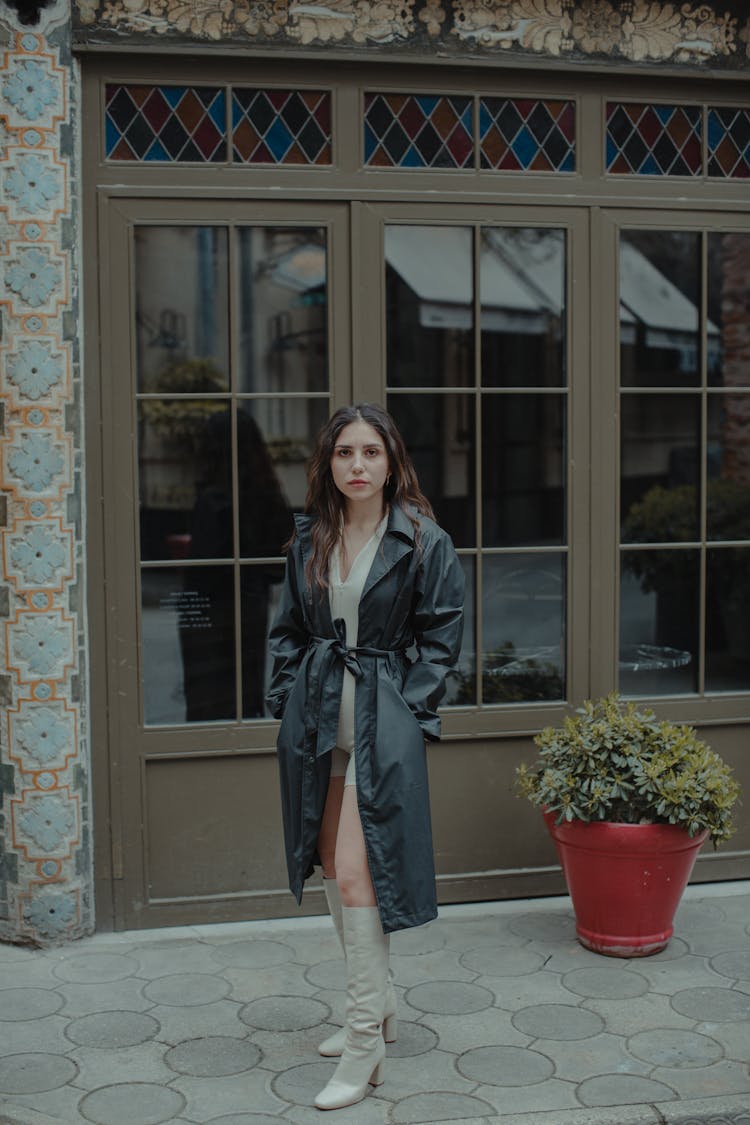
[181, 410, 292, 721]
[266, 404, 464, 1110]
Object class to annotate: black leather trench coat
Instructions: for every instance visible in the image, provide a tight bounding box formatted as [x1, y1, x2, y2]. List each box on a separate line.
[266, 504, 465, 934]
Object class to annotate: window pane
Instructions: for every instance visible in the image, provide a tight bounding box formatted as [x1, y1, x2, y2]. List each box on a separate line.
[443, 556, 475, 707]
[482, 554, 565, 704]
[482, 394, 565, 547]
[620, 549, 698, 696]
[241, 563, 284, 719]
[620, 231, 700, 388]
[706, 548, 750, 691]
[480, 227, 565, 388]
[237, 400, 323, 541]
[386, 226, 473, 389]
[708, 233, 750, 387]
[135, 226, 229, 393]
[620, 394, 700, 542]
[364, 93, 473, 169]
[138, 401, 231, 562]
[387, 393, 475, 548]
[606, 104, 701, 176]
[707, 394, 750, 541]
[238, 227, 328, 393]
[142, 565, 235, 725]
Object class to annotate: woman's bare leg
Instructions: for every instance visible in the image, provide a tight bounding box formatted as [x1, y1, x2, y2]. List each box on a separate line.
[334, 785, 376, 907]
[318, 775, 345, 880]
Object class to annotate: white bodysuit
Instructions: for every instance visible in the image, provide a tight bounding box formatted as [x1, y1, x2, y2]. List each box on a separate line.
[328, 514, 388, 785]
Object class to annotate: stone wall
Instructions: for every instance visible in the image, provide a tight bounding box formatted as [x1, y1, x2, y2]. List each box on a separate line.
[0, 0, 92, 944]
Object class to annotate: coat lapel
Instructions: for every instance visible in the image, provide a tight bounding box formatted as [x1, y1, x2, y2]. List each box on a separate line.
[361, 505, 414, 601]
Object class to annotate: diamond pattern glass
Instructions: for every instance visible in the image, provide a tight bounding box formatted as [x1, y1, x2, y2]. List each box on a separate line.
[480, 99, 575, 172]
[606, 103, 702, 176]
[232, 89, 331, 165]
[105, 85, 226, 162]
[708, 107, 750, 178]
[364, 93, 473, 169]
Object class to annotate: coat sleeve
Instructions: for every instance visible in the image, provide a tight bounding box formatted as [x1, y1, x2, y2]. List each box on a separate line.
[265, 544, 309, 719]
[401, 530, 465, 741]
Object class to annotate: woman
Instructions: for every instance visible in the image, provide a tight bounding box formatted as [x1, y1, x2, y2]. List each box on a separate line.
[266, 403, 465, 1110]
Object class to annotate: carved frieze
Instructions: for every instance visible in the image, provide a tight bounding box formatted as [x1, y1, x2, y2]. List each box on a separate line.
[72, 0, 750, 71]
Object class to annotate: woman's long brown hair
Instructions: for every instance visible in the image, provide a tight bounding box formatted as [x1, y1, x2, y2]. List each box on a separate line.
[301, 403, 435, 593]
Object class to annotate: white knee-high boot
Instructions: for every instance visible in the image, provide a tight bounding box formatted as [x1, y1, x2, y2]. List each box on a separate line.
[314, 906, 389, 1110]
[318, 881, 397, 1057]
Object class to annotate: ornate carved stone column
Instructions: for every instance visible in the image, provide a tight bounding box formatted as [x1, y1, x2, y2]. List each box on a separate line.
[0, 0, 93, 943]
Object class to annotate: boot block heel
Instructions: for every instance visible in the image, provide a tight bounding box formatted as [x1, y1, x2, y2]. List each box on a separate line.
[370, 1059, 384, 1086]
[383, 1012, 397, 1044]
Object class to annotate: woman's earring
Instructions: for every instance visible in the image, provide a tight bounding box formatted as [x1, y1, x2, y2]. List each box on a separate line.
[386, 474, 392, 486]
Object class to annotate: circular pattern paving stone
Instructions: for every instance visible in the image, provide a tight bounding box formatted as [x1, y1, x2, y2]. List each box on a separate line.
[710, 950, 750, 981]
[239, 995, 329, 1032]
[204, 1117, 291, 1125]
[460, 946, 546, 977]
[562, 966, 649, 999]
[457, 1044, 554, 1086]
[65, 1011, 160, 1049]
[272, 1061, 335, 1107]
[165, 1036, 261, 1077]
[0, 987, 63, 1021]
[304, 959, 345, 991]
[142, 973, 230, 1007]
[53, 953, 140, 984]
[79, 1082, 186, 1125]
[578, 1074, 676, 1107]
[508, 912, 576, 942]
[391, 1092, 498, 1123]
[405, 980, 494, 1015]
[386, 1021, 439, 1058]
[209, 940, 294, 969]
[512, 1003, 605, 1041]
[626, 1028, 723, 1068]
[671, 986, 750, 1023]
[0, 1052, 78, 1094]
[390, 925, 445, 956]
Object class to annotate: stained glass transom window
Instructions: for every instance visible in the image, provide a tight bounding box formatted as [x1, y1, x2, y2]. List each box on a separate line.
[708, 108, 750, 179]
[105, 85, 226, 162]
[606, 103, 702, 176]
[364, 93, 473, 169]
[479, 99, 575, 172]
[232, 89, 331, 165]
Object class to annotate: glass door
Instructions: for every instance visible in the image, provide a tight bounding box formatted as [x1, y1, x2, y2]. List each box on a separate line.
[102, 200, 349, 927]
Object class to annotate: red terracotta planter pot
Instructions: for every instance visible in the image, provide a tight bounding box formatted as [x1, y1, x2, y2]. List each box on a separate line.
[543, 811, 709, 957]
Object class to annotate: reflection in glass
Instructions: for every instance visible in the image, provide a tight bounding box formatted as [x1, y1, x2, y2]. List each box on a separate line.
[480, 227, 565, 388]
[619, 231, 700, 388]
[620, 394, 700, 542]
[707, 394, 750, 541]
[138, 401, 230, 562]
[385, 226, 473, 389]
[240, 563, 285, 719]
[142, 565, 235, 724]
[135, 227, 229, 393]
[238, 399, 327, 523]
[481, 554, 565, 703]
[708, 233, 750, 388]
[387, 393, 474, 548]
[238, 227, 327, 393]
[482, 394, 565, 547]
[706, 548, 750, 692]
[443, 556, 475, 706]
[619, 548, 698, 695]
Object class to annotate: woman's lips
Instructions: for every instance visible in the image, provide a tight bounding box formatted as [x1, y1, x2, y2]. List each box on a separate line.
[348, 480, 368, 486]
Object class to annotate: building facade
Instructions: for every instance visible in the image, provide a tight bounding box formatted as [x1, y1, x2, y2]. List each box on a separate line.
[1, 0, 749, 943]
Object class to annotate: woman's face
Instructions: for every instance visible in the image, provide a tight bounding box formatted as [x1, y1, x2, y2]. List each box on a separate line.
[330, 420, 389, 507]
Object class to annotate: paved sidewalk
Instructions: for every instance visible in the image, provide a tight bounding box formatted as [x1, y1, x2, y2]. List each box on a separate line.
[0, 884, 749, 1125]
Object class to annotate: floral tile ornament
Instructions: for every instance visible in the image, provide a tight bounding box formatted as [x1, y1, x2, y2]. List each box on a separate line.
[7, 611, 76, 682]
[1, 54, 66, 131]
[12, 788, 79, 859]
[9, 699, 77, 771]
[22, 886, 79, 938]
[5, 521, 73, 589]
[5, 429, 69, 495]
[6, 338, 67, 403]
[3, 243, 68, 315]
[3, 148, 66, 222]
